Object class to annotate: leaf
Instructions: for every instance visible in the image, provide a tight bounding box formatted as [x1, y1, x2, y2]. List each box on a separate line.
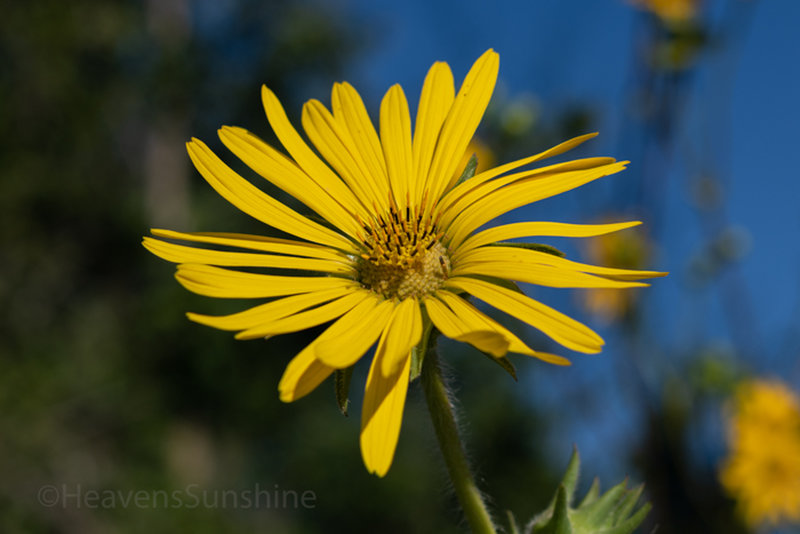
[561, 446, 580, 502]
[580, 480, 627, 525]
[603, 502, 651, 534]
[456, 153, 479, 185]
[610, 484, 644, 525]
[334, 366, 354, 416]
[577, 478, 600, 508]
[534, 485, 573, 534]
[524, 447, 650, 534]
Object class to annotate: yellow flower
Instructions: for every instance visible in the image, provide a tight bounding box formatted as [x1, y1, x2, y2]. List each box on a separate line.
[720, 379, 800, 526]
[143, 50, 664, 476]
[630, 0, 699, 24]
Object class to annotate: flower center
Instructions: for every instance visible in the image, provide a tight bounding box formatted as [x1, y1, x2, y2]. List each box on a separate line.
[356, 202, 450, 300]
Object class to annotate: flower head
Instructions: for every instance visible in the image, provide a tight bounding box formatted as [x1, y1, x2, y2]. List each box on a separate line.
[720, 379, 800, 526]
[144, 50, 664, 476]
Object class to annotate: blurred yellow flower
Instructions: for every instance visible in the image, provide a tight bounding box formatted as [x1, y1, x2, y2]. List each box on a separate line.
[720, 379, 800, 526]
[582, 224, 651, 323]
[630, 0, 699, 24]
[144, 50, 664, 477]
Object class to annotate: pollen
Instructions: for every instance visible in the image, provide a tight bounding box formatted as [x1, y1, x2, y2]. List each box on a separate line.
[356, 196, 450, 300]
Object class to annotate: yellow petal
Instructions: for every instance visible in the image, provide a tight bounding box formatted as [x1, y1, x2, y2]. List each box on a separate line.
[412, 61, 455, 206]
[261, 85, 368, 221]
[423, 295, 509, 357]
[445, 161, 629, 249]
[378, 298, 423, 377]
[332, 82, 389, 195]
[435, 132, 600, 217]
[437, 157, 616, 230]
[218, 126, 362, 237]
[175, 263, 350, 299]
[314, 298, 396, 368]
[456, 220, 643, 255]
[380, 84, 414, 209]
[279, 340, 336, 402]
[302, 99, 387, 212]
[426, 49, 499, 206]
[445, 277, 604, 354]
[452, 262, 650, 289]
[455, 246, 667, 281]
[435, 291, 571, 366]
[186, 284, 357, 331]
[234, 290, 374, 340]
[150, 229, 348, 261]
[454, 331, 510, 357]
[360, 350, 411, 477]
[143, 237, 353, 274]
[186, 138, 354, 251]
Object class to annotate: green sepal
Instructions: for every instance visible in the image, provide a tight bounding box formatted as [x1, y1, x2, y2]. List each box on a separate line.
[409, 342, 424, 382]
[482, 352, 518, 381]
[456, 154, 479, 185]
[410, 320, 437, 383]
[507, 510, 522, 534]
[334, 366, 354, 416]
[488, 241, 566, 257]
[526, 447, 650, 534]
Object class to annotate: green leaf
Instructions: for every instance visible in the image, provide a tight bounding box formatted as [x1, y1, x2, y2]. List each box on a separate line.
[561, 447, 581, 501]
[577, 478, 600, 508]
[334, 366, 354, 416]
[580, 480, 627, 525]
[488, 242, 566, 257]
[525, 447, 650, 534]
[456, 154, 479, 185]
[534, 485, 573, 534]
[610, 484, 644, 525]
[602, 503, 651, 534]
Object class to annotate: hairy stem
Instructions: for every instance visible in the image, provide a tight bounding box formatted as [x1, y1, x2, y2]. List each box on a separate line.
[421, 332, 496, 534]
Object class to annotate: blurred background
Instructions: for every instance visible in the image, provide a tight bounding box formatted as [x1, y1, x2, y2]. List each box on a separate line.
[2, 0, 799, 532]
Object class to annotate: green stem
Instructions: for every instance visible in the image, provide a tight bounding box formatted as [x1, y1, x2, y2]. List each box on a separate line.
[420, 329, 496, 534]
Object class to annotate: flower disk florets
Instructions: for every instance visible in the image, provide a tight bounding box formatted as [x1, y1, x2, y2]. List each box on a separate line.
[356, 203, 450, 300]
